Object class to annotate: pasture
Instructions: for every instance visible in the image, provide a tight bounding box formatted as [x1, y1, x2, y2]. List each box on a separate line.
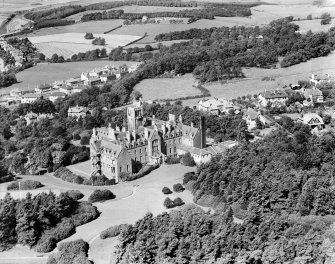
[134, 74, 202, 100]
[135, 52, 335, 107]
[0, 60, 133, 95]
[29, 32, 141, 58]
[295, 19, 335, 33]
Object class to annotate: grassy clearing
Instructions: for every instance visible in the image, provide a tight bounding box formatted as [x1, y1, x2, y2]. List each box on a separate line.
[67, 160, 92, 179]
[0, 60, 133, 95]
[135, 74, 201, 100]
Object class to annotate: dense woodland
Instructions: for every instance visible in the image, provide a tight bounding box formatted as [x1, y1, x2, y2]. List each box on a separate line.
[80, 6, 251, 23]
[0, 192, 99, 252]
[114, 127, 335, 263]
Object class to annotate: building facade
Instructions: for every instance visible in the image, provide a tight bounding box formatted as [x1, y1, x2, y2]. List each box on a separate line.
[90, 99, 208, 182]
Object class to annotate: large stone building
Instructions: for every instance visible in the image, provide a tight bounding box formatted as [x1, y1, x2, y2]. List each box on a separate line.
[90, 98, 208, 182]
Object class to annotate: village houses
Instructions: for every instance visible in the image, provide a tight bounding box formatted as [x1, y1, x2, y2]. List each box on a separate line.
[68, 106, 88, 119]
[198, 98, 235, 115]
[258, 89, 288, 107]
[310, 73, 331, 86]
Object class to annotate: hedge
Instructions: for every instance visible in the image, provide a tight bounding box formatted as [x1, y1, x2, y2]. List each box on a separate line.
[100, 224, 129, 239]
[124, 163, 159, 181]
[183, 172, 197, 185]
[7, 180, 43, 190]
[88, 189, 115, 203]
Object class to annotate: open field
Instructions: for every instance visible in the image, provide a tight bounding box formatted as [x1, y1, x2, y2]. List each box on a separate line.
[111, 5, 200, 13]
[253, 4, 335, 19]
[0, 60, 133, 95]
[27, 20, 124, 36]
[29, 32, 141, 58]
[135, 74, 201, 100]
[136, 52, 335, 107]
[295, 19, 335, 33]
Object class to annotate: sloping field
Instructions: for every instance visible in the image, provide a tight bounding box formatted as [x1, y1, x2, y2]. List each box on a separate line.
[29, 32, 142, 58]
[253, 4, 335, 19]
[295, 19, 335, 33]
[111, 5, 200, 13]
[135, 52, 335, 106]
[135, 74, 201, 100]
[28, 20, 124, 37]
[0, 60, 133, 95]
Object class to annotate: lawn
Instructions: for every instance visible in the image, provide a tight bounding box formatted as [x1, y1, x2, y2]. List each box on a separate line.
[0, 60, 133, 95]
[134, 74, 201, 100]
[29, 32, 142, 58]
[67, 160, 92, 179]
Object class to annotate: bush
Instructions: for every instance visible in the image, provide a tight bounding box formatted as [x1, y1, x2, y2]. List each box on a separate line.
[71, 201, 100, 226]
[88, 189, 115, 203]
[84, 33, 94, 39]
[173, 183, 184, 193]
[100, 224, 129, 239]
[163, 197, 175, 209]
[181, 152, 196, 167]
[165, 156, 180, 164]
[183, 172, 196, 185]
[80, 135, 90, 146]
[7, 180, 43, 190]
[90, 175, 115, 186]
[64, 190, 84, 201]
[173, 197, 185, 207]
[162, 187, 172, 195]
[73, 133, 81, 140]
[92, 37, 106, 45]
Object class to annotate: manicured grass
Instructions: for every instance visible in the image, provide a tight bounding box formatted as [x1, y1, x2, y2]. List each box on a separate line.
[134, 74, 202, 100]
[295, 19, 335, 33]
[0, 60, 134, 95]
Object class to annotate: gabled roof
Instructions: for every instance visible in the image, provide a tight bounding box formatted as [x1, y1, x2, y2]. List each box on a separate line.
[100, 139, 123, 158]
[299, 113, 324, 125]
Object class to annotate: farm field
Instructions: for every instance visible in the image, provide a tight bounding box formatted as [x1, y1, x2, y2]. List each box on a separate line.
[295, 19, 335, 33]
[0, 60, 133, 95]
[27, 20, 124, 36]
[28, 32, 141, 58]
[111, 5, 200, 13]
[253, 4, 335, 19]
[136, 52, 335, 107]
[134, 74, 201, 100]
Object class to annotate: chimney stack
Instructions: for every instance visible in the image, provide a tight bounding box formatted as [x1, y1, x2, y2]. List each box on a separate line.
[132, 130, 136, 142]
[169, 113, 175, 123]
[126, 130, 131, 142]
[144, 127, 149, 139]
[108, 123, 115, 140]
[161, 122, 166, 135]
[200, 116, 206, 149]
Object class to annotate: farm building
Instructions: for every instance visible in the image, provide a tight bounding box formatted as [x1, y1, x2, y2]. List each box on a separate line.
[258, 90, 288, 107]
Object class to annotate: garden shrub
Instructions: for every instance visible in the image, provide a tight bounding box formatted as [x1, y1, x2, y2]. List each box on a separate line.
[173, 197, 185, 207]
[125, 163, 159, 181]
[7, 180, 42, 190]
[88, 189, 115, 203]
[80, 135, 90, 146]
[100, 224, 129, 239]
[64, 190, 84, 201]
[165, 156, 180, 164]
[173, 183, 184, 193]
[162, 187, 172, 194]
[180, 152, 196, 167]
[163, 197, 175, 209]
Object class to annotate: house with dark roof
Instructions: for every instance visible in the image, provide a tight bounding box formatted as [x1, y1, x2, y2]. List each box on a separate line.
[258, 89, 288, 107]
